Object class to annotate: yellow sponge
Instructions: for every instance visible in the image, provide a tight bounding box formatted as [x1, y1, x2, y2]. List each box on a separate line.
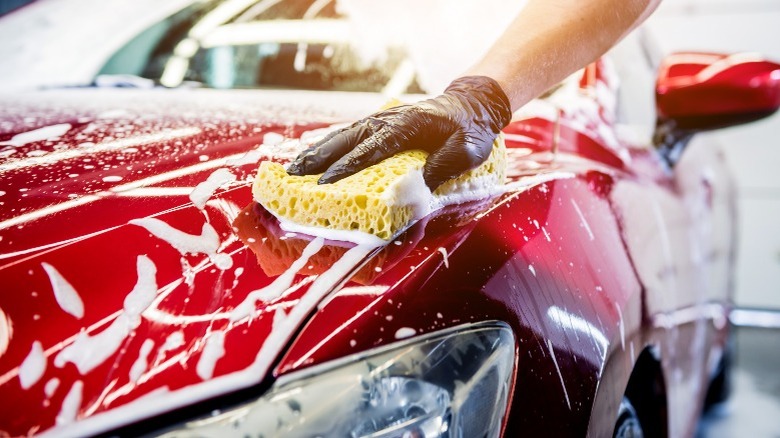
[252, 135, 506, 241]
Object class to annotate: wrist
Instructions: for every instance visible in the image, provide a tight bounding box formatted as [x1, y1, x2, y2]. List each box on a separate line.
[445, 76, 513, 130]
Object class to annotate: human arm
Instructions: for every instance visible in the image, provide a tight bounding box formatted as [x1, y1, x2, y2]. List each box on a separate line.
[288, 0, 662, 189]
[468, 0, 661, 111]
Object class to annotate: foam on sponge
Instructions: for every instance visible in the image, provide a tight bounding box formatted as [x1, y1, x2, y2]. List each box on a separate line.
[253, 134, 506, 241]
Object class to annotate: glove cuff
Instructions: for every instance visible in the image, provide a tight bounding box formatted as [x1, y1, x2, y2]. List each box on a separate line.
[445, 76, 513, 130]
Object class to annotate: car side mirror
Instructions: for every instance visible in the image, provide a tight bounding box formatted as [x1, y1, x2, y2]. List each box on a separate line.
[653, 52, 780, 165]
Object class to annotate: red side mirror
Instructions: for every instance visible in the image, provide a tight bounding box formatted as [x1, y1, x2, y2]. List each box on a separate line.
[656, 52, 780, 130]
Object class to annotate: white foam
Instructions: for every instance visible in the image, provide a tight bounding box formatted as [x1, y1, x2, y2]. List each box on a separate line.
[269, 143, 510, 245]
[189, 168, 237, 210]
[45, 378, 60, 398]
[230, 237, 324, 322]
[275, 216, 386, 247]
[154, 331, 185, 366]
[231, 267, 245, 289]
[124, 256, 159, 319]
[56, 380, 83, 425]
[130, 217, 233, 270]
[436, 247, 449, 269]
[245, 243, 373, 376]
[272, 307, 287, 328]
[263, 132, 285, 145]
[226, 149, 265, 167]
[0, 123, 71, 147]
[55, 256, 158, 375]
[55, 314, 134, 375]
[162, 331, 185, 352]
[19, 341, 46, 389]
[97, 109, 131, 119]
[196, 331, 225, 380]
[129, 339, 154, 383]
[383, 169, 433, 219]
[36, 243, 373, 438]
[395, 327, 416, 339]
[42, 262, 84, 320]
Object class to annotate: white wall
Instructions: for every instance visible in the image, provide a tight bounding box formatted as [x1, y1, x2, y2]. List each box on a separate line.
[646, 0, 780, 309]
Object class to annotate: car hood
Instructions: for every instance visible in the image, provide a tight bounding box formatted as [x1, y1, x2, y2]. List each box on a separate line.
[0, 88, 413, 436]
[0, 87, 620, 436]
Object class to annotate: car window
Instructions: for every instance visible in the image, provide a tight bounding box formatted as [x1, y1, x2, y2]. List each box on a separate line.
[99, 0, 423, 93]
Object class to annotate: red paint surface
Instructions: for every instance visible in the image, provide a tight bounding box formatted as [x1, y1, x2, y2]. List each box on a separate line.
[657, 52, 780, 119]
[0, 65, 735, 436]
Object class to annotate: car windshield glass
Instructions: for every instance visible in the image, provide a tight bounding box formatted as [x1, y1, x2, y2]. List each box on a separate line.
[98, 0, 423, 93]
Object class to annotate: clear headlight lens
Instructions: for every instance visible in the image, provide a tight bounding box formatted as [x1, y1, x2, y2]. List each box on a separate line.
[156, 322, 516, 437]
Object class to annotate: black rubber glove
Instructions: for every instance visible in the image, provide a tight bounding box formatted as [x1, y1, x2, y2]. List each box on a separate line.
[286, 76, 512, 191]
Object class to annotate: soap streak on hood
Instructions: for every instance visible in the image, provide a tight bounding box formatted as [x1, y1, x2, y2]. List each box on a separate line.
[0, 87, 567, 436]
[0, 88, 396, 436]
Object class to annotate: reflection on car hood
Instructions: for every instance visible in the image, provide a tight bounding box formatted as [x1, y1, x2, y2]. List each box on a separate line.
[0, 85, 619, 436]
[0, 88, 403, 436]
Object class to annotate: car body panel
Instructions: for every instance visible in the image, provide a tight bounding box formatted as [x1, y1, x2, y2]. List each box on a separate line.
[0, 61, 733, 437]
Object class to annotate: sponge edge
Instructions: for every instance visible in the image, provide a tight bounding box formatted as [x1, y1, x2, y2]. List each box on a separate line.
[252, 134, 506, 241]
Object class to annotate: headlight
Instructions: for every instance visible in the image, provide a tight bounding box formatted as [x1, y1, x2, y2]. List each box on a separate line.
[155, 322, 516, 437]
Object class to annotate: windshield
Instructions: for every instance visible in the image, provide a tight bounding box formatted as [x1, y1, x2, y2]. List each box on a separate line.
[98, 0, 423, 93]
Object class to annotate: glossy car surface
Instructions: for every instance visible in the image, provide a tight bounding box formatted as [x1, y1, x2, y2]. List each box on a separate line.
[4, 0, 777, 436]
[0, 57, 738, 437]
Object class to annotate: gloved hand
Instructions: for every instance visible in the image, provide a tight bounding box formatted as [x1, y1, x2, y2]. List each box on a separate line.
[286, 76, 512, 191]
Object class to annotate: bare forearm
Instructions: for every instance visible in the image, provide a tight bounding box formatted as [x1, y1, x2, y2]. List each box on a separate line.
[468, 0, 661, 111]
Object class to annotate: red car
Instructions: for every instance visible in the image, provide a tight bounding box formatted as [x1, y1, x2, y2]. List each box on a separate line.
[1, 2, 780, 437]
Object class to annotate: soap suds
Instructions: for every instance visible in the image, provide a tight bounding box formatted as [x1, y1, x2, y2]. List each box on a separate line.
[130, 217, 233, 270]
[45, 378, 60, 398]
[19, 341, 46, 389]
[226, 149, 265, 167]
[272, 307, 287, 328]
[276, 216, 386, 247]
[55, 256, 158, 374]
[123, 256, 159, 317]
[384, 169, 433, 219]
[196, 331, 226, 380]
[154, 331, 185, 366]
[189, 168, 237, 209]
[261, 138, 508, 245]
[230, 237, 324, 321]
[231, 266, 245, 290]
[42, 262, 84, 320]
[55, 316, 133, 375]
[263, 132, 284, 145]
[36, 242, 373, 438]
[56, 380, 83, 425]
[246, 243, 374, 375]
[162, 331, 185, 352]
[0, 123, 71, 147]
[437, 247, 449, 268]
[129, 339, 155, 383]
[395, 327, 416, 339]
